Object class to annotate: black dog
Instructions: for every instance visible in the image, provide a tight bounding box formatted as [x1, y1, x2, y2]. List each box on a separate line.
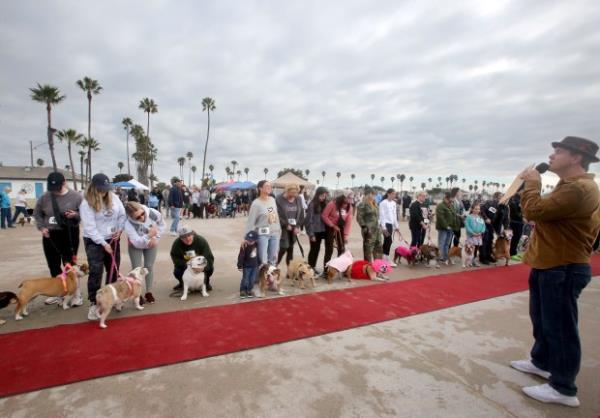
[0, 292, 18, 325]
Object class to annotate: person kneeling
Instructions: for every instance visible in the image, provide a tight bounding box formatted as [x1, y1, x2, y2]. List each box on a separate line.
[170, 225, 215, 296]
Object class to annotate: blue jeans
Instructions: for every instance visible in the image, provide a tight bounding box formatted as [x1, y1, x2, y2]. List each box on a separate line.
[437, 229, 454, 261]
[257, 233, 280, 266]
[12, 206, 28, 223]
[240, 267, 258, 292]
[170, 207, 181, 232]
[529, 264, 591, 396]
[1, 207, 12, 228]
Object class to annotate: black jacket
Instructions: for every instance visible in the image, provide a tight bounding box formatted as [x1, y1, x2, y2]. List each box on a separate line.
[409, 201, 424, 229]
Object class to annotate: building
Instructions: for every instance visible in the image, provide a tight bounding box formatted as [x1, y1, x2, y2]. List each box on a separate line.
[0, 165, 82, 201]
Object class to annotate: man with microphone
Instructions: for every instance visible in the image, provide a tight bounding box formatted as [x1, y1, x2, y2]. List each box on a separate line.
[510, 136, 600, 407]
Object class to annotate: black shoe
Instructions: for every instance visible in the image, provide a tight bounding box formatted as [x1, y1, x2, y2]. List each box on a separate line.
[139, 295, 145, 305]
[480, 260, 490, 265]
[205, 283, 213, 292]
[172, 283, 183, 291]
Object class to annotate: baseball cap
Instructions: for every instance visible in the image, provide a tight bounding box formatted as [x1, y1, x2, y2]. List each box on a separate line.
[47, 172, 65, 192]
[245, 230, 258, 241]
[177, 225, 194, 237]
[91, 173, 112, 192]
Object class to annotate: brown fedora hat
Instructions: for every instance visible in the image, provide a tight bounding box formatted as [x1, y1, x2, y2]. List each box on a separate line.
[551, 136, 599, 162]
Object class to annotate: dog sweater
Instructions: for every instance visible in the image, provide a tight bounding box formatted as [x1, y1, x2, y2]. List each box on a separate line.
[350, 260, 371, 280]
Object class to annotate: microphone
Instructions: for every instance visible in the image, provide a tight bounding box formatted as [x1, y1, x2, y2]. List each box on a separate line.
[535, 162, 549, 174]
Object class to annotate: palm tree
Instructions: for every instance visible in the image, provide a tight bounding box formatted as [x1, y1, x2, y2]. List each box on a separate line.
[191, 165, 197, 185]
[305, 169, 310, 179]
[148, 174, 158, 185]
[409, 176, 414, 189]
[79, 137, 100, 182]
[370, 174, 375, 185]
[399, 174, 406, 194]
[231, 160, 238, 179]
[186, 151, 193, 186]
[209, 164, 215, 181]
[350, 173, 356, 187]
[421, 182, 426, 191]
[122, 117, 133, 176]
[201, 97, 216, 189]
[76, 77, 102, 180]
[56, 129, 83, 190]
[468, 184, 473, 192]
[336, 172, 341, 188]
[138, 98, 158, 137]
[236, 170, 242, 181]
[390, 176, 395, 188]
[380, 176, 385, 185]
[244, 167, 249, 180]
[428, 177, 432, 187]
[225, 166, 232, 181]
[78, 150, 86, 189]
[177, 157, 186, 180]
[130, 124, 151, 185]
[36, 158, 44, 167]
[263, 167, 268, 179]
[117, 161, 124, 173]
[322, 171, 326, 185]
[29, 83, 65, 171]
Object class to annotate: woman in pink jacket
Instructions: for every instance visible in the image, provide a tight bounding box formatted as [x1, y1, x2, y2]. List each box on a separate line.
[321, 191, 353, 268]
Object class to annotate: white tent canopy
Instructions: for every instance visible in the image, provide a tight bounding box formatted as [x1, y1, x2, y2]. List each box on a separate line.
[128, 179, 149, 190]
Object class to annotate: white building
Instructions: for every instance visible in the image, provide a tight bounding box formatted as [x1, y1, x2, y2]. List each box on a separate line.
[0, 165, 82, 202]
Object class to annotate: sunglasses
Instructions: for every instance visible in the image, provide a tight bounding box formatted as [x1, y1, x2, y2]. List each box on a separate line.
[134, 212, 145, 221]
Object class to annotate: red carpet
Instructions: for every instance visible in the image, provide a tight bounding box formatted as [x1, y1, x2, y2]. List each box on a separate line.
[1, 256, 599, 398]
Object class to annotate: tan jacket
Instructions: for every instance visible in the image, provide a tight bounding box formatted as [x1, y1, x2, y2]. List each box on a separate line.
[522, 173, 600, 269]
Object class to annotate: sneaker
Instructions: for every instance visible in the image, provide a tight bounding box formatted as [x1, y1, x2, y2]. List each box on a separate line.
[522, 383, 580, 407]
[169, 231, 178, 237]
[87, 305, 100, 321]
[389, 261, 398, 268]
[510, 359, 551, 380]
[70, 296, 84, 307]
[145, 292, 155, 304]
[45, 296, 63, 305]
[246, 291, 255, 299]
[240, 291, 248, 299]
[139, 295, 145, 306]
[472, 260, 480, 267]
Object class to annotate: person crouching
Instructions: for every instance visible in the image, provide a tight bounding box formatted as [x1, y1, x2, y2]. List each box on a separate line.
[170, 225, 215, 295]
[237, 230, 259, 299]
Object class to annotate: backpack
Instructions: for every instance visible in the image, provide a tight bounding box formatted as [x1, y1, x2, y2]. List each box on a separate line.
[148, 194, 159, 208]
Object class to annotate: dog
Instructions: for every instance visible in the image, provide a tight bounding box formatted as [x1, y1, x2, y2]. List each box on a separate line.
[419, 244, 440, 268]
[449, 244, 476, 268]
[15, 263, 89, 320]
[325, 250, 353, 283]
[258, 264, 283, 296]
[287, 259, 316, 289]
[0, 292, 18, 325]
[493, 230, 513, 266]
[181, 256, 209, 300]
[95, 267, 148, 328]
[393, 245, 420, 267]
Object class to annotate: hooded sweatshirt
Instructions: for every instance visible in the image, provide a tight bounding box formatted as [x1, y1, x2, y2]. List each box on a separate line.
[124, 205, 165, 249]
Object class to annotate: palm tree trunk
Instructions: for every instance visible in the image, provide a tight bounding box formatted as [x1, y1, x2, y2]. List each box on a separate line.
[126, 129, 131, 176]
[201, 110, 210, 187]
[146, 113, 150, 138]
[80, 155, 85, 190]
[47, 104, 58, 172]
[67, 142, 77, 190]
[87, 94, 92, 181]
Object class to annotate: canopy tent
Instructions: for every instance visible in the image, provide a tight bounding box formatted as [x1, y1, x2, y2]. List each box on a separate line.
[271, 172, 315, 190]
[128, 179, 150, 191]
[225, 181, 256, 190]
[112, 179, 149, 191]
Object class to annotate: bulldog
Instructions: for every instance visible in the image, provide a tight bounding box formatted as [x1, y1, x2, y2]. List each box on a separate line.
[325, 250, 354, 284]
[494, 230, 513, 267]
[258, 264, 283, 297]
[287, 259, 316, 289]
[393, 245, 420, 267]
[181, 256, 209, 300]
[15, 263, 89, 320]
[419, 244, 440, 268]
[0, 292, 18, 325]
[95, 267, 149, 328]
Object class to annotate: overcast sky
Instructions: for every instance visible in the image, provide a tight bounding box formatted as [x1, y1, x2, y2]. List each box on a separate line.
[1, 0, 599, 189]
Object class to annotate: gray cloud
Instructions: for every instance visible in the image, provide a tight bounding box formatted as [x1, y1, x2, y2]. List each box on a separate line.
[1, 0, 599, 189]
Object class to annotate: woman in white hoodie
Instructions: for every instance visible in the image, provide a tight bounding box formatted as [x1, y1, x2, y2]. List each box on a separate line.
[124, 201, 165, 304]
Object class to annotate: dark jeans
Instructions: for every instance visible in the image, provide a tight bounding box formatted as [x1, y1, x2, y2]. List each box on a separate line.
[84, 237, 121, 304]
[529, 264, 591, 396]
[452, 228, 461, 247]
[324, 226, 344, 267]
[277, 230, 296, 266]
[173, 264, 214, 286]
[308, 231, 327, 270]
[240, 267, 258, 292]
[510, 221, 524, 256]
[11, 206, 28, 223]
[383, 223, 394, 256]
[1, 207, 12, 228]
[43, 227, 80, 277]
[479, 224, 495, 262]
[410, 225, 425, 247]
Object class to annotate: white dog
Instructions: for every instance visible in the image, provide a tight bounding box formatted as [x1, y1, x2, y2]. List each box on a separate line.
[181, 256, 209, 300]
[95, 267, 148, 329]
[462, 243, 476, 268]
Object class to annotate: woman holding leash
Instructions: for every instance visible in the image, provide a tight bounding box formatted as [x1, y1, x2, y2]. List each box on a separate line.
[305, 186, 329, 274]
[379, 188, 399, 267]
[322, 191, 353, 267]
[80, 173, 126, 321]
[275, 184, 305, 268]
[245, 180, 281, 266]
[124, 201, 165, 304]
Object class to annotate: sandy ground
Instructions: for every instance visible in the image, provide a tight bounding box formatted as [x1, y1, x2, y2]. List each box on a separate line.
[0, 214, 598, 417]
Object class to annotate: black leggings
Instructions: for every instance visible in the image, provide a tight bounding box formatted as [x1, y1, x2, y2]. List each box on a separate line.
[308, 231, 327, 269]
[42, 227, 80, 277]
[383, 223, 394, 256]
[410, 225, 425, 247]
[84, 237, 121, 303]
[278, 230, 296, 266]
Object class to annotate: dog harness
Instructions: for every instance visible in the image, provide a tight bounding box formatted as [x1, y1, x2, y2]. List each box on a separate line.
[108, 284, 118, 301]
[117, 275, 141, 299]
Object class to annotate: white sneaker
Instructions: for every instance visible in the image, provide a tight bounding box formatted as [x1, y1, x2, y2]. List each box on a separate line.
[71, 296, 84, 307]
[44, 296, 63, 305]
[169, 231, 178, 237]
[510, 359, 550, 379]
[87, 305, 100, 321]
[389, 261, 398, 268]
[522, 383, 580, 407]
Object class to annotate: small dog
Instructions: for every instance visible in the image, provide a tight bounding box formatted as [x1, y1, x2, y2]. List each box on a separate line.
[287, 259, 316, 289]
[393, 245, 420, 267]
[325, 250, 353, 283]
[181, 256, 209, 300]
[15, 263, 89, 320]
[0, 292, 18, 325]
[346, 260, 377, 280]
[95, 267, 148, 328]
[455, 244, 475, 268]
[258, 264, 283, 296]
[419, 244, 440, 268]
[494, 230, 513, 266]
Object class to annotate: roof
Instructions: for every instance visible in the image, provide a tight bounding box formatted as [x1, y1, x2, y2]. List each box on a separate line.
[272, 172, 315, 188]
[0, 165, 83, 181]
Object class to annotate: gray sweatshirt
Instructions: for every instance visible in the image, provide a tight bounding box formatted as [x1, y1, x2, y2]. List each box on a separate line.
[34, 190, 83, 231]
[245, 196, 281, 235]
[124, 206, 165, 249]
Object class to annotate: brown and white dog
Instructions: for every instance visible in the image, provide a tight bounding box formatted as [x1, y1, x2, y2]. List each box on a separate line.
[419, 244, 440, 268]
[258, 264, 283, 296]
[325, 250, 353, 284]
[15, 263, 89, 320]
[448, 244, 476, 268]
[95, 267, 149, 328]
[0, 292, 18, 325]
[287, 259, 316, 289]
[494, 230, 513, 266]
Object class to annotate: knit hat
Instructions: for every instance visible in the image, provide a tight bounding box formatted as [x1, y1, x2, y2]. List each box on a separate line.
[245, 230, 258, 241]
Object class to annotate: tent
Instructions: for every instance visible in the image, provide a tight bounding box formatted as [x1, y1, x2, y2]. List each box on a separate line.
[272, 172, 315, 190]
[113, 179, 149, 191]
[128, 179, 150, 191]
[225, 181, 256, 190]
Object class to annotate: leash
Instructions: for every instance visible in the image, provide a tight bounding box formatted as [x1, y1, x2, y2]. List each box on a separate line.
[58, 263, 73, 295]
[107, 237, 122, 284]
[294, 233, 305, 258]
[332, 229, 345, 252]
[393, 229, 410, 246]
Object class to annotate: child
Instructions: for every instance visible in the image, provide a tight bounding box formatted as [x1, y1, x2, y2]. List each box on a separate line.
[465, 203, 486, 266]
[238, 230, 259, 298]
